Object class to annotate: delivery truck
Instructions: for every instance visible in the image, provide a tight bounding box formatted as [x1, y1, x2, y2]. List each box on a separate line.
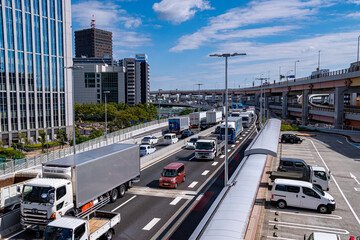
[195, 136, 225, 160]
[189, 112, 206, 127]
[206, 111, 222, 126]
[168, 117, 190, 134]
[20, 143, 140, 231]
[219, 117, 243, 143]
[0, 172, 39, 213]
[44, 210, 120, 240]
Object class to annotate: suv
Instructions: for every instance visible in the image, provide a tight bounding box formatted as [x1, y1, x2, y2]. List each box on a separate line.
[141, 136, 158, 145]
[139, 145, 156, 156]
[281, 133, 303, 143]
[159, 163, 185, 189]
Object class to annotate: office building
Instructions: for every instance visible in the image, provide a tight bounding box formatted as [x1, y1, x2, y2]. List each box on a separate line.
[74, 27, 112, 58]
[0, 0, 73, 145]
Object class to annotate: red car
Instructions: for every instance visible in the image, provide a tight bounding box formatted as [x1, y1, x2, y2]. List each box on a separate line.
[159, 163, 185, 189]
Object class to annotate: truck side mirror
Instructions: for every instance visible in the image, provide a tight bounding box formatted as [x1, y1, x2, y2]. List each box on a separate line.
[17, 186, 21, 193]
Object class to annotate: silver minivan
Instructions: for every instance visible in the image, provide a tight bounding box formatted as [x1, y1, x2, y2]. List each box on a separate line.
[271, 179, 335, 213]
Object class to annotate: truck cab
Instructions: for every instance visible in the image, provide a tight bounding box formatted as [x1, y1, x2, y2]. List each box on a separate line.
[20, 178, 73, 231]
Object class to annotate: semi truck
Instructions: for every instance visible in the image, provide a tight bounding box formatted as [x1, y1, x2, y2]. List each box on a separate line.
[189, 112, 206, 127]
[239, 112, 251, 127]
[270, 166, 330, 191]
[195, 136, 225, 160]
[168, 117, 190, 134]
[0, 172, 39, 213]
[44, 210, 120, 240]
[219, 117, 243, 143]
[20, 143, 140, 231]
[206, 111, 222, 126]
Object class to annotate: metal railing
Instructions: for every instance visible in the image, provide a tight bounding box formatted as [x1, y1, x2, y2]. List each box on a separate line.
[0, 118, 168, 176]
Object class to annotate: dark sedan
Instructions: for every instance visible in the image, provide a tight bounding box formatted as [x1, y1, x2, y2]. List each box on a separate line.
[281, 133, 303, 144]
[181, 130, 194, 139]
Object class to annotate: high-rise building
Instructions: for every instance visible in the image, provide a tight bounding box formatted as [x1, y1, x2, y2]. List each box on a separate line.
[74, 27, 112, 58]
[0, 0, 73, 145]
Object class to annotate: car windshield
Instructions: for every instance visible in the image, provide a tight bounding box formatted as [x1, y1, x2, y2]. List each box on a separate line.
[140, 147, 146, 150]
[162, 169, 177, 177]
[143, 137, 151, 140]
[189, 138, 197, 143]
[196, 142, 212, 150]
[183, 131, 190, 134]
[43, 226, 73, 240]
[22, 185, 55, 203]
[313, 185, 325, 196]
[164, 136, 171, 139]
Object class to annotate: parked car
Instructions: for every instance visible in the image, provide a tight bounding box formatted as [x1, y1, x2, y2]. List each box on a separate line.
[304, 232, 341, 240]
[163, 133, 179, 145]
[214, 126, 221, 134]
[281, 133, 303, 143]
[140, 144, 156, 156]
[159, 163, 185, 189]
[181, 130, 194, 139]
[271, 179, 335, 213]
[185, 138, 198, 150]
[141, 136, 158, 145]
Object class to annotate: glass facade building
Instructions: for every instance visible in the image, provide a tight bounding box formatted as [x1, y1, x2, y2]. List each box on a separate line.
[0, 0, 72, 145]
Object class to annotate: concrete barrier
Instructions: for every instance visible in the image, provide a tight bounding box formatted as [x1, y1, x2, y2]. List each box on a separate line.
[141, 125, 217, 169]
[0, 210, 21, 238]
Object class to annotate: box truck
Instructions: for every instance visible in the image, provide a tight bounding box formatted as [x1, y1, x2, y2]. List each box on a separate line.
[195, 136, 225, 160]
[20, 143, 140, 231]
[189, 112, 206, 127]
[206, 111, 222, 125]
[168, 117, 190, 134]
[219, 117, 243, 143]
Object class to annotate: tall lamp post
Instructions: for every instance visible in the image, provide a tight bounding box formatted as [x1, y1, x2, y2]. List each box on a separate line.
[158, 89, 162, 122]
[195, 83, 204, 131]
[209, 52, 246, 187]
[103, 91, 110, 140]
[64, 65, 83, 154]
[357, 35, 360, 67]
[294, 60, 300, 79]
[256, 76, 267, 125]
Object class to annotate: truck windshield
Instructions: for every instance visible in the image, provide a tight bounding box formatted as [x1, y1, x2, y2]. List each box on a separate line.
[44, 226, 73, 240]
[196, 142, 212, 150]
[313, 185, 325, 196]
[220, 128, 234, 135]
[22, 185, 55, 203]
[162, 169, 177, 177]
[164, 136, 171, 140]
[242, 117, 249, 122]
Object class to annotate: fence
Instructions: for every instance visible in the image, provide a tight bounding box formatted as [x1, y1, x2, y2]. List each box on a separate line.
[0, 119, 168, 176]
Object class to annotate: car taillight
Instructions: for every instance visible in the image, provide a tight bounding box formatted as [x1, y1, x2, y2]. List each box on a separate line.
[271, 194, 274, 199]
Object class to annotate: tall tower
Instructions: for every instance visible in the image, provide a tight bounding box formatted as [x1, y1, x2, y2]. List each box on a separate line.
[0, 0, 73, 145]
[74, 17, 112, 58]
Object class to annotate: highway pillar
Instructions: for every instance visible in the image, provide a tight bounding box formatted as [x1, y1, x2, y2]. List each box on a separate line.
[231, 93, 236, 103]
[212, 93, 216, 102]
[202, 94, 206, 102]
[222, 93, 226, 105]
[301, 90, 309, 125]
[282, 91, 288, 119]
[255, 93, 260, 107]
[189, 94, 193, 101]
[334, 87, 345, 129]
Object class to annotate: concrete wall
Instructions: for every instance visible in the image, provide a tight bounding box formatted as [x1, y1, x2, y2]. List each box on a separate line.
[0, 210, 21, 238]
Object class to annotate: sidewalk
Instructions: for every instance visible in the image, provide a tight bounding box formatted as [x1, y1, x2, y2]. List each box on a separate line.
[344, 134, 360, 143]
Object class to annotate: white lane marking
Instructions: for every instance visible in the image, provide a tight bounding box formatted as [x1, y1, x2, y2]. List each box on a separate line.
[337, 140, 343, 144]
[227, 149, 231, 152]
[355, 187, 360, 191]
[220, 155, 225, 158]
[212, 162, 218, 166]
[231, 144, 235, 148]
[112, 195, 136, 212]
[189, 156, 194, 161]
[188, 181, 198, 188]
[143, 218, 161, 231]
[266, 236, 295, 240]
[201, 170, 210, 176]
[269, 210, 342, 220]
[350, 172, 360, 185]
[310, 140, 360, 225]
[5, 230, 25, 240]
[345, 136, 360, 149]
[240, 137, 243, 140]
[242, 134, 246, 136]
[236, 141, 239, 143]
[268, 221, 349, 234]
[170, 197, 182, 206]
[196, 194, 203, 201]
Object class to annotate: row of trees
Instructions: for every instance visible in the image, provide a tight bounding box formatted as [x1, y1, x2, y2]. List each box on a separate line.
[75, 102, 159, 128]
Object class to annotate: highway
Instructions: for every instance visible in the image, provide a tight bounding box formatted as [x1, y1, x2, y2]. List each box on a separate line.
[9, 124, 257, 240]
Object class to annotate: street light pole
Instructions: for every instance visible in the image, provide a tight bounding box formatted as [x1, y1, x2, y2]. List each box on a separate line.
[357, 35, 360, 66]
[256, 77, 267, 126]
[209, 52, 246, 187]
[103, 91, 110, 140]
[158, 89, 162, 122]
[318, 50, 321, 70]
[294, 60, 300, 79]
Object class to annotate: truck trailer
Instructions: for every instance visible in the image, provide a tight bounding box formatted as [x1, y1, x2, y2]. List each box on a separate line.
[20, 143, 140, 231]
[168, 117, 190, 134]
[189, 112, 206, 127]
[206, 111, 222, 126]
[219, 117, 243, 143]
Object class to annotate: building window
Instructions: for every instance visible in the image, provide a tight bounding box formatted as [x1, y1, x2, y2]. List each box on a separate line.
[49, 0, 55, 19]
[15, 11, 24, 51]
[42, 18, 49, 54]
[45, 93, 51, 127]
[18, 52, 25, 91]
[24, 0, 31, 12]
[57, 22, 63, 56]
[59, 58, 64, 91]
[5, 0, 12, 7]
[85, 73, 95, 88]
[41, 0, 47, 17]
[60, 93, 65, 126]
[20, 93, 27, 130]
[37, 93, 43, 128]
[0, 7, 4, 49]
[44, 56, 50, 91]
[8, 51, 16, 91]
[34, 16, 41, 53]
[0, 50, 6, 91]
[15, 0, 22, 9]
[29, 93, 35, 129]
[50, 20, 56, 55]
[0, 92, 8, 131]
[56, 0, 62, 21]
[35, 54, 42, 90]
[53, 93, 58, 126]
[10, 92, 17, 131]
[33, 0, 39, 15]
[6, 8, 14, 50]
[51, 57, 57, 91]
[27, 53, 34, 91]
[25, 13, 32, 52]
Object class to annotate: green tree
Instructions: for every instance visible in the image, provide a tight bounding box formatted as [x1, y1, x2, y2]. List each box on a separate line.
[56, 129, 68, 149]
[38, 130, 46, 152]
[89, 129, 103, 139]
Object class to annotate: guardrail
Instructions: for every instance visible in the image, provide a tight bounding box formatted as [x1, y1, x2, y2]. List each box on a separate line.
[0, 119, 168, 176]
[0, 209, 20, 238]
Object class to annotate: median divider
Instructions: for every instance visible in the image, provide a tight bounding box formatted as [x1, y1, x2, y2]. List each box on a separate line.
[0, 210, 20, 238]
[141, 126, 217, 169]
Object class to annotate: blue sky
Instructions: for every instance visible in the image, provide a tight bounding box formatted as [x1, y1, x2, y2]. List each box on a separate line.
[71, 0, 360, 91]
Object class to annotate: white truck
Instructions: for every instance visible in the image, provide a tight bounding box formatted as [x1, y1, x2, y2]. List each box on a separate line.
[239, 112, 251, 128]
[0, 172, 39, 213]
[20, 143, 140, 231]
[206, 111, 222, 126]
[195, 136, 225, 161]
[43, 210, 120, 240]
[190, 112, 206, 127]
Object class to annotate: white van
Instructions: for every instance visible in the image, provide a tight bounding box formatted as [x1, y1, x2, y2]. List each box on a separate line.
[271, 179, 335, 213]
[305, 232, 341, 240]
[163, 133, 178, 145]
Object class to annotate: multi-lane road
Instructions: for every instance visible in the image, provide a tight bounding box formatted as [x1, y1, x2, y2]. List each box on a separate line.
[8, 123, 257, 240]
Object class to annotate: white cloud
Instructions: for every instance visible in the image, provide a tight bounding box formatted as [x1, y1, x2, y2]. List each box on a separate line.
[348, 0, 360, 4]
[170, 0, 333, 52]
[153, 0, 212, 24]
[345, 12, 360, 18]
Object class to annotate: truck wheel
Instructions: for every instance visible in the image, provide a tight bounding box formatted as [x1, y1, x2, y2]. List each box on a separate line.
[103, 229, 114, 240]
[318, 205, 329, 214]
[277, 200, 287, 209]
[119, 184, 126, 198]
[127, 180, 133, 189]
[110, 189, 118, 203]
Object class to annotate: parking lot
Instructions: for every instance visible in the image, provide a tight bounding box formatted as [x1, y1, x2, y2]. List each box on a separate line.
[261, 132, 360, 240]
